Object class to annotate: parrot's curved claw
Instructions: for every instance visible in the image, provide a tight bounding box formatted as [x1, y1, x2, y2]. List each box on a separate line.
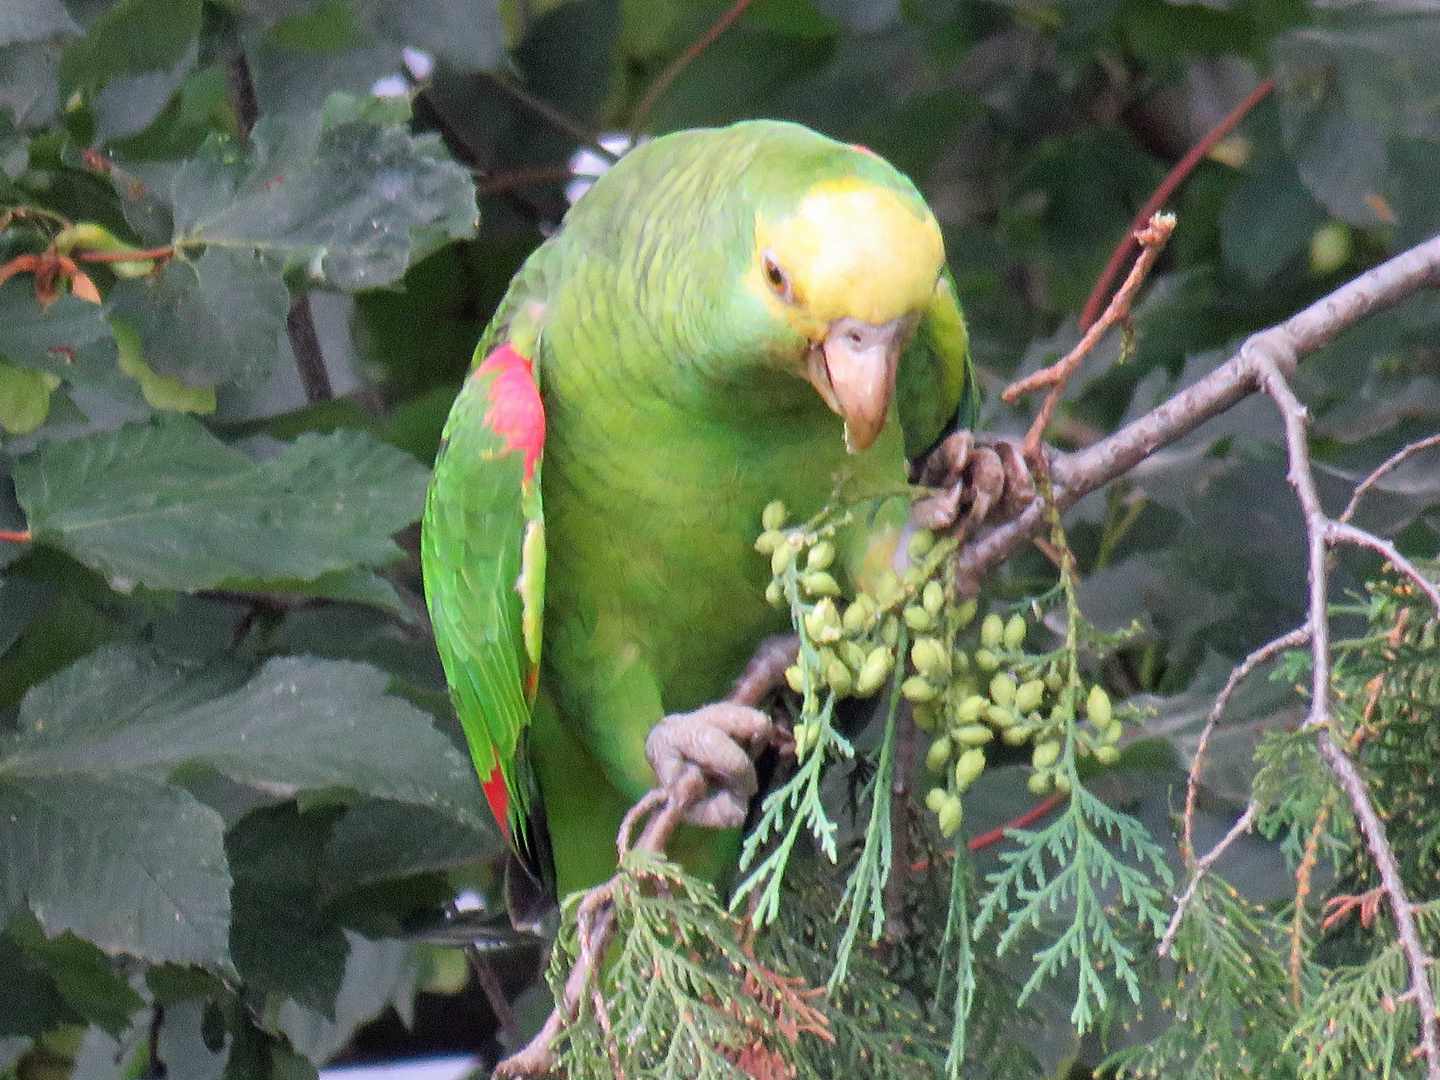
[910, 430, 1036, 534]
[646, 703, 773, 828]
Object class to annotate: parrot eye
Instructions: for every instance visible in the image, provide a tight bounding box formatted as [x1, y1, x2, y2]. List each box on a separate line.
[761, 249, 795, 303]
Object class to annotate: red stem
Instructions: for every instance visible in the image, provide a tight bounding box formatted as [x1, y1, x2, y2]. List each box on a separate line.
[75, 246, 174, 263]
[630, 0, 756, 130]
[0, 529, 32, 543]
[1078, 77, 1275, 331]
[967, 794, 1065, 852]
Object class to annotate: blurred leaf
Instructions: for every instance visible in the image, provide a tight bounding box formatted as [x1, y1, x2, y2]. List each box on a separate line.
[0, 361, 55, 434]
[91, 41, 198, 145]
[0, 925, 83, 1036]
[325, 799, 497, 884]
[275, 931, 416, 1063]
[58, 0, 202, 95]
[0, 1, 81, 47]
[0, 39, 64, 127]
[107, 250, 288, 389]
[0, 280, 131, 399]
[6, 918, 145, 1035]
[168, 99, 477, 289]
[14, 414, 429, 591]
[111, 318, 217, 413]
[351, 0, 507, 72]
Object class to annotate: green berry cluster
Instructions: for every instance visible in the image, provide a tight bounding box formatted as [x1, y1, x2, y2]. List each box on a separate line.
[756, 498, 1126, 841]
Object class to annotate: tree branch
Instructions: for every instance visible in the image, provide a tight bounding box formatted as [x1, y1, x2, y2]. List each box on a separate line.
[630, 0, 756, 132]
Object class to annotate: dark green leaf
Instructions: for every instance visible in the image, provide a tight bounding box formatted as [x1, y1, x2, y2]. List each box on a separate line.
[7, 917, 145, 1035]
[325, 800, 497, 885]
[107, 249, 289, 389]
[170, 105, 477, 289]
[0, 280, 133, 401]
[275, 932, 415, 1065]
[351, 0, 507, 72]
[0, 925, 82, 1036]
[58, 0, 202, 94]
[14, 414, 429, 591]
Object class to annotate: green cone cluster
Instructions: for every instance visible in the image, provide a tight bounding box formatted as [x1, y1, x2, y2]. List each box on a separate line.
[757, 500, 1127, 840]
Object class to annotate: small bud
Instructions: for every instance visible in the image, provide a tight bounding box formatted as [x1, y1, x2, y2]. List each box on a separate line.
[925, 736, 953, 773]
[901, 566, 925, 588]
[1105, 720, 1124, 745]
[1094, 745, 1120, 766]
[907, 528, 935, 561]
[881, 615, 900, 648]
[954, 748, 986, 791]
[754, 529, 785, 555]
[1044, 668, 1064, 692]
[842, 595, 874, 635]
[872, 569, 901, 609]
[904, 605, 936, 632]
[912, 703, 941, 731]
[1087, 685, 1113, 728]
[839, 641, 867, 671]
[806, 540, 835, 571]
[771, 538, 797, 576]
[974, 648, 999, 672]
[986, 704, 1016, 729]
[957, 695, 988, 723]
[911, 637, 949, 678]
[801, 571, 841, 597]
[952, 597, 978, 629]
[805, 598, 842, 643]
[1002, 723, 1033, 746]
[1053, 772, 1072, 794]
[765, 579, 784, 607]
[937, 795, 964, 837]
[1027, 770, 1052, 795]
[989, 672, 1017, 709]
[923, 580, 945, 616]
[952, 649, 970, 672]
[953, 723, 994, 746]
[1003, 613, 1027, 651]
[925, 787, 948, 813]
[762, 500, 787, 531]
[826, 659, 854, 696]
[855, 648, 894, 696]
[980, 612, 1004, 650]
[1031, 739, 1061, 770]
[1014, 679, 1046, 714]
[785, 665, 805, 693]
[902, 675, 937, 703]
[792, 721, 810, 759]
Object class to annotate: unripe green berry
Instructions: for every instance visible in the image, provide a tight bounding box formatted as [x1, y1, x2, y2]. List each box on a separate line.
[974, 648, 1000, 672]
[1015, 679, 1046, 714]
[765, 580, 784, 607]
[842, 596, 873, 636]
[1031, 739, 1061, 770]
[806, 540, 835, 571]
[925, 736, 953, 773]
[855, 648, 893, 696]
[952, 597, 978, 630]
[901, 566, 925, 588]
[754, 529, 785, 555]
[937, 795, 964, 837]
[826, 659, 853, 696]
[1094, 745, 1120, 766]
[911, 637, 948, 678]
[1003, 613, 1027, 651]
[954, 723, 994, 746]
[839, 640, 867, 671]
[986, 704, 1015, 729]
[925, 787, 947, 812]
[785, 665, 805, 693]
[1053, 772, 1072, 794]
[904, 605, 936, 632]
[1087, 685, 1112, 727]
[873, 570, 901, 609]
[762, 500, 787, 531]
[771, 538, 797, 576]
[957, 694, 987, 723]
[989, 672, 1017, 709]
[980, 612, 1005, 650]
[801, 571, 840, 598]
[952, 649, 970, 672]
[902, 675, 936, 703]
[954, 748, 986, 792]
[1002, 723, 1034, 746]
[1044, 668, 1064, 692]
[922, 580, 945, 617]
[1027, 770, 1052, 795]
[912, 703, 941, 731]
[907, 528, 935, 561]
[805, 598, 842, 643]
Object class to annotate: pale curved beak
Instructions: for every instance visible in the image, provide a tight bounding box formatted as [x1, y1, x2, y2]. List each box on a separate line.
[807, 315, 911, 453]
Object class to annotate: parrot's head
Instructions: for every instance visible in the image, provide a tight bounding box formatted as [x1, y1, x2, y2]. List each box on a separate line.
[745, 145, 945, 453]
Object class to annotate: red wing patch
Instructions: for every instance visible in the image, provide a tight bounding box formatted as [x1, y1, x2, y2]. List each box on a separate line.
[480, 748, 512, 841]
[475, 344, 544, 484]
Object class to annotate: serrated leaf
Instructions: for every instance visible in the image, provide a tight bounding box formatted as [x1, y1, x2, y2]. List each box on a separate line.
[8, 645, 486, 827]
[14, 414, 429, 591]
[0, 772, 232, 968]
[0, 0, 81, 47]
[107, 250, 288, 389]
[111, 318, 216, 414]
[170, 105, 477, 289]
[0, 279, 132, 400]
[7, 917, 146, 1035]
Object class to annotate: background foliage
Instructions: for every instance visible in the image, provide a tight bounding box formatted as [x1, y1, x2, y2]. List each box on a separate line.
[0, 0, 1438, 1077]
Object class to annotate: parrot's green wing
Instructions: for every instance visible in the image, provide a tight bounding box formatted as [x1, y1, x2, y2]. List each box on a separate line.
[421, 302, 548, 873]
[895, 268, 977, 460]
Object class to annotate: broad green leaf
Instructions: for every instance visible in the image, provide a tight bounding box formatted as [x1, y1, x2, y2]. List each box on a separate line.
[14, 414, 429, 591]
[0, 280, 132, 401]
[0, 772, 233, 968]
[107, 250, 288, 389]
[6, 917, 145, 1035]
[8, 646, 486, 827]
[58, 0, 202, 94]
[0, 362, 55, 435]
[111, 318, 217, 413]
[0, 0, 81, 47]
[0, 925, 83, 1036]
[276, 932, 415, 1065]
[324, 800, 498, 884]
[169, 105, 477, 290]
[91, 41, 198, 144]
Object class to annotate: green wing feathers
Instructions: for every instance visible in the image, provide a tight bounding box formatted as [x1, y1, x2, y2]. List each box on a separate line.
[421, 338, 547, 857]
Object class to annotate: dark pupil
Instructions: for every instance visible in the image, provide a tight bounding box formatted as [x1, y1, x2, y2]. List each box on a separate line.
[767, 262, 784, 286]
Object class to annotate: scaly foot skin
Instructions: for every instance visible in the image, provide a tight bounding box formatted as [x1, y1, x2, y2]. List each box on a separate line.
[910, 430, 1037, 532]
[645, 703, 774, 828]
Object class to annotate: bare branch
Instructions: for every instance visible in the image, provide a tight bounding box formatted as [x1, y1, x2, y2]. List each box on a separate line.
[1157, 802, 1256, 958]
[1340, 432, 1440, 525]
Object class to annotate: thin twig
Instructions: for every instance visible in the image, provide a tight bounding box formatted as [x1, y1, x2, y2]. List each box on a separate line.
[468, 950, 524, 1049]
[225, 55, 260, 149]
[0, 529, 31, 543]
[286, 296, 333, 403]
[1079, 78, 1275, 331]
[1157, 802, 1256, 958]
[1340, 432, 1440, 525]
[1181, 626, 1310, 866]
[630, 0, 756, 131]
[1325, 519, 1440, 612]
[477, 71, 617, 165]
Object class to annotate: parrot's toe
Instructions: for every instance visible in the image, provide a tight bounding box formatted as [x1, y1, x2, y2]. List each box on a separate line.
[646, 703, 773, 828]
[911, 431, 1036, 533]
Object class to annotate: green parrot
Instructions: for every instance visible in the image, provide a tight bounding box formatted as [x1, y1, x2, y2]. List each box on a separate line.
[420, 119, 978, 901]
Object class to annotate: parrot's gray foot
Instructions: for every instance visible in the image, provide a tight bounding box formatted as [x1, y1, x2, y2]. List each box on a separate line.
[910, 431, 1036, 532]
[646, 703, 773, 829]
